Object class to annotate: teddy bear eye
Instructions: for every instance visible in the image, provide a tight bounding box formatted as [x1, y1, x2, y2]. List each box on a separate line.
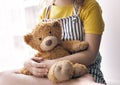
[39, 38, 42, 40]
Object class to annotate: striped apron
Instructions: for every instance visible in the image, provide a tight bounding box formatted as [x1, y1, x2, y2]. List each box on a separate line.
[42, 4, 106, 84]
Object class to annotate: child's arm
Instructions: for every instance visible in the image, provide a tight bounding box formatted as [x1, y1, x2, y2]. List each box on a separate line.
[54, 34, 101, 66]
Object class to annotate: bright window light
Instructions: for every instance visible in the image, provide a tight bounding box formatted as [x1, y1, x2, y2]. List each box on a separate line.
[0, 0, 46, 72]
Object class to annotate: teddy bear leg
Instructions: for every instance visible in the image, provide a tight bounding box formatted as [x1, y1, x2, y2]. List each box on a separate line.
[48, 60, 74, 83]
[72, 63, 88, 78]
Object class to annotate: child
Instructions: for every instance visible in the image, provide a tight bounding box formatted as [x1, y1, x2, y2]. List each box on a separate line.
[0, 0, 106, 85]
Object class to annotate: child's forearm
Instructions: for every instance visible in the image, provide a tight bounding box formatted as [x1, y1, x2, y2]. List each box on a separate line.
[54, 49, 96, 66]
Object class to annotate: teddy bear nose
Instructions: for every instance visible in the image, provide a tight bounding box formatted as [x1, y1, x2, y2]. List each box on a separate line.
[45, 40, 52, 46]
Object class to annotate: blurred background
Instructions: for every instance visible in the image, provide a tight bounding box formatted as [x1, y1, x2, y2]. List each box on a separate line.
[0, 0, 120, 85]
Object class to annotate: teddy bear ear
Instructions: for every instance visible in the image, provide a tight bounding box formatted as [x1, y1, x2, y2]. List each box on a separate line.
[24, 33, 33, 44]
[53, 21, 61, 28]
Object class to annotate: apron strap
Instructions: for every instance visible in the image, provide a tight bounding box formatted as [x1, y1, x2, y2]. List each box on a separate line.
[45, 5, 51, 19]
[45, 0, 56, 19]
[73, 0, 84, 15]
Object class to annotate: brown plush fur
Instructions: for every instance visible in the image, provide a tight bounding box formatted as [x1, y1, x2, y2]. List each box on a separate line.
[21, 21, 89, 82]
[48, 60, 88, 83]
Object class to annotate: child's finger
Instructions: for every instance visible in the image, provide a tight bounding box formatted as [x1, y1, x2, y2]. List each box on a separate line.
[32, 57, 44, 63]
[31, 60, 47, 68]
[31, 67, 48, 77]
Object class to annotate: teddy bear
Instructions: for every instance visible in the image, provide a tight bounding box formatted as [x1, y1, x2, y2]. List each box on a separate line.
[21, 20, 89, 83]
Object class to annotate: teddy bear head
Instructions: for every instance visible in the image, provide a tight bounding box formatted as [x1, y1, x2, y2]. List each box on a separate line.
[24, 21, 62, 52]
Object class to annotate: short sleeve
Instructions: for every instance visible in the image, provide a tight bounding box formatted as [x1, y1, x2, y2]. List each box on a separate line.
[80, 1, 105, 34]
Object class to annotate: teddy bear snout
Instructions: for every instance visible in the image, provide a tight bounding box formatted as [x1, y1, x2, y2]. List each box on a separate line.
[40, 36, 58, 51]
[45, 40, 52, 46]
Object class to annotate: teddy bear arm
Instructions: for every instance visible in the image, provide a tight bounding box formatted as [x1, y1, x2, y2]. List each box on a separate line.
[61, 40, 89, 53]
[72, 63, 88, 78]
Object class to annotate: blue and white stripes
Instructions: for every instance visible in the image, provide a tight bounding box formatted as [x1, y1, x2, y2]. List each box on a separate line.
[60, 15, 84, 41]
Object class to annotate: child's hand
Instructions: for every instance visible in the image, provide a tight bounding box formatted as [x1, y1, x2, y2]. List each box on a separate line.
[24, 57, 48, 77]
[41, 59, 56, 70]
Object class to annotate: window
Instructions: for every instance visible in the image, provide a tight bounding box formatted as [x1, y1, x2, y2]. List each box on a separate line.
[0, 0, 45, 71]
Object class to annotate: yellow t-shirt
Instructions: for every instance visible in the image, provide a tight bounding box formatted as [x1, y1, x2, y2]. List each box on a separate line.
[39, 0, 104, 34]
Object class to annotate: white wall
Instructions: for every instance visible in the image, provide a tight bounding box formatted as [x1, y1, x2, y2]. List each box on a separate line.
[0, 0, 40, 71]
[97, 0, 120, 85]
